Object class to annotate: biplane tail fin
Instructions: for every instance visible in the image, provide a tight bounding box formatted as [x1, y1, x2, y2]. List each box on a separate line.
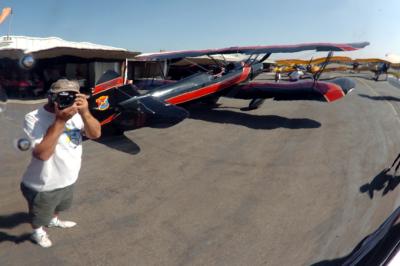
[90, 70, 139, 133]
[90, 70, 188, 134]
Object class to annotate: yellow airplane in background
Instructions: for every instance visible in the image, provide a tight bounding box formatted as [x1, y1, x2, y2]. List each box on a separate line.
[274, 56, 354, 75]
[274, 55, 399, 81]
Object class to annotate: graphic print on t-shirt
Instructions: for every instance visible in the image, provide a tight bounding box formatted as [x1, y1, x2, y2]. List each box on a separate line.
[64, 127, 82, 147]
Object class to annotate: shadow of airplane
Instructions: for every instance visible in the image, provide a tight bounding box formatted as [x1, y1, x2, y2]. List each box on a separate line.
[188, 107, 321, 130]
[358, 94, 400, 102]
[94, 134, 141, 155]
[359, 168, 400, 199]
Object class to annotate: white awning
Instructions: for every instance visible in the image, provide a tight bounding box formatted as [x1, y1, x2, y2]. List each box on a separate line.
[0, 35, 139, 60]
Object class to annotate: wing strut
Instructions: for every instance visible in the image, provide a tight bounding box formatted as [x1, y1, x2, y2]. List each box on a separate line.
[207, 54, 225, 68]
[182, 58, 210, 72]
[314, 51, 334, 81]
[258, 53, 272, 63]
[157, 61, 166, 79]
[244, 54, 255, 65]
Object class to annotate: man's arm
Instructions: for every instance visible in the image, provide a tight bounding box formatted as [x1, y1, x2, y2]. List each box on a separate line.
[33, 104, 78, 161]
[75, 93, 101, 139]
[32, 119, 65, 161]
[81, 111, 101, 139]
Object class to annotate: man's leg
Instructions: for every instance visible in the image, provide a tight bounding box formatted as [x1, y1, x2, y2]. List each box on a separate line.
[20, 183, 54, 248]
[48, 184, 76, 229]
[48, 214, 76, 228]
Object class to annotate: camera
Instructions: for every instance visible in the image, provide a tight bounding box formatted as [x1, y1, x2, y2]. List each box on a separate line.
[53, 91, 77, 109]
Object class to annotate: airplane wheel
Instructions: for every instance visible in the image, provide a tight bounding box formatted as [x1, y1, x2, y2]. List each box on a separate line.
[101, 126, 124, 136]
[97, 126, 124, 137]
[112, 127, 125, 136]
[201, 95, 220, 107]
[248, 98, 265, 110]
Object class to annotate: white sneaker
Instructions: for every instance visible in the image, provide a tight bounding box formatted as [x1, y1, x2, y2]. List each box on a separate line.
[31, 231, 52, 248]
[48, 217, 77, 228]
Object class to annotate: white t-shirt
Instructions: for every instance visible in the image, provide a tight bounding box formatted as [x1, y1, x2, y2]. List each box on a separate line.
[22, 106, 84, 192]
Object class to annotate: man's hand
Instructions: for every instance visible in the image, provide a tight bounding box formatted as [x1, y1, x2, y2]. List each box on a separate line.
[75, 93, 90, 115]
[55, 102, 78, 122]
[74, 93, 101, 139]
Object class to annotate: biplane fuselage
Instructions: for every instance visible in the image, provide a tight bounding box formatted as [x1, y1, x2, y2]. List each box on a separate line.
[88, 42, 369, 134]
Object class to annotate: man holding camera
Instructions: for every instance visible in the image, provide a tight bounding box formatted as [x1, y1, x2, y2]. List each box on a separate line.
[21, 79, 101, 248]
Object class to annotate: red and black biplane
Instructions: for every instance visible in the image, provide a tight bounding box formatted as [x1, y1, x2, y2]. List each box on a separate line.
[89, 42, 369, 134]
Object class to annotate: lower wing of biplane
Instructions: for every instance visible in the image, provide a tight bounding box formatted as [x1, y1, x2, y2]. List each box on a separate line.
[225, 78, 355, 106]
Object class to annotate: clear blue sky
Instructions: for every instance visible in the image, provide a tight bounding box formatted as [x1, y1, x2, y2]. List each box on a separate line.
[1, 0, 399, 58]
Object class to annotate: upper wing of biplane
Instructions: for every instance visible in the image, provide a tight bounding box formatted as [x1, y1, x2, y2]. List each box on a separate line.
[135, 42, 370, 61]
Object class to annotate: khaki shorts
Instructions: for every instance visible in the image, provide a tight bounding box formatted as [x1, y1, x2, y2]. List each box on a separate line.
[20, 183, 74, 227]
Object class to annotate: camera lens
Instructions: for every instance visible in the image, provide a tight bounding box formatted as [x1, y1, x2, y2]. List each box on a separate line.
[57, 91, 77, 109]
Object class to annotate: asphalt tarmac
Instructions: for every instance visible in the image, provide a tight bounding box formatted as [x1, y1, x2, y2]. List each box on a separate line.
[1, 72, 400, 266]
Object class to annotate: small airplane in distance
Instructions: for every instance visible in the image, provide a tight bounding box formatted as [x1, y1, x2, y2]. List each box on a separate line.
[87, 42, 369, 135]
[351, 58, 393, 81]
[275, 55, 400, 82]
[274, 55, 355, 80]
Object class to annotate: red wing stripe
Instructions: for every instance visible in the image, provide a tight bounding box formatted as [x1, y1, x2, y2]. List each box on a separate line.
[166, 67, 251, 105]
[92, 77, 124, 95]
